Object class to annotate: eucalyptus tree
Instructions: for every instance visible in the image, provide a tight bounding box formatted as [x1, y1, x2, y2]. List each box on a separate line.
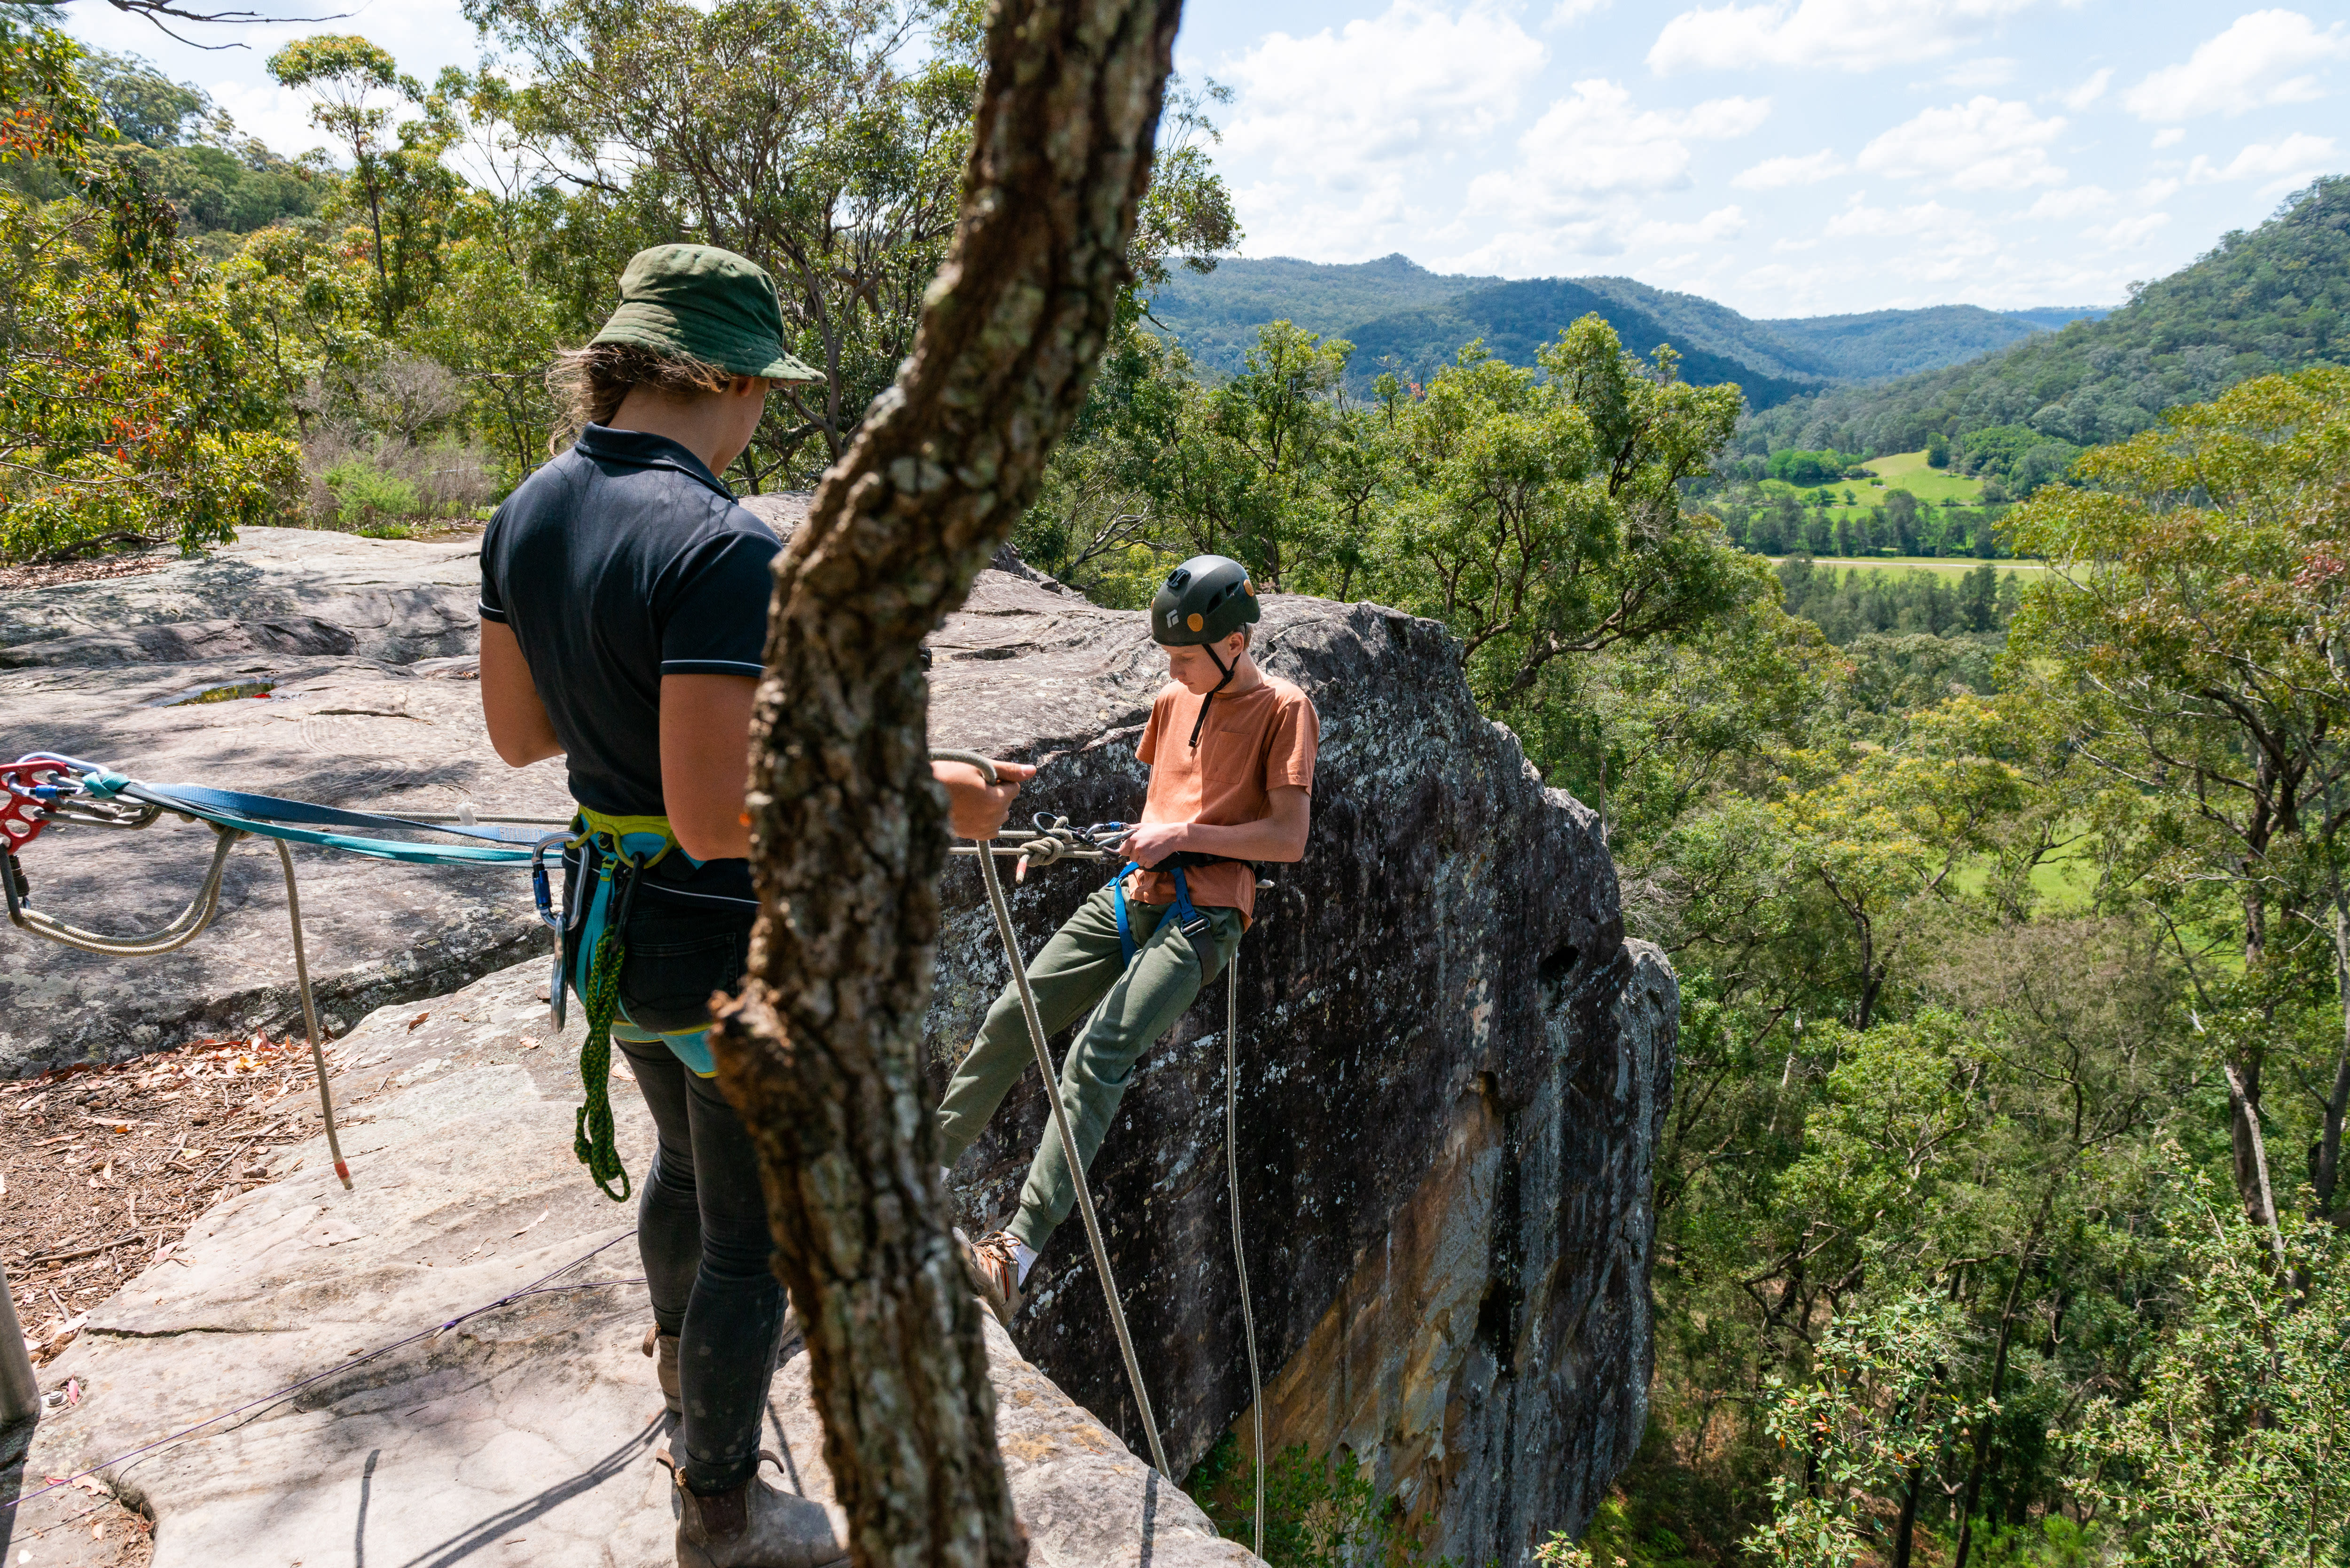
[703, 0, 1183, 1549]
[266, 35, 415, 308]
[2006, 367, 2350, 1236]
[1373, 322, 1767, 711]
[462, 0, 972, 481]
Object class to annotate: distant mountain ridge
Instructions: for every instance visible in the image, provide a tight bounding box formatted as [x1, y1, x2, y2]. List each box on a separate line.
[1742, 172, 2348, 458]
[1144, 253, 2109, 405]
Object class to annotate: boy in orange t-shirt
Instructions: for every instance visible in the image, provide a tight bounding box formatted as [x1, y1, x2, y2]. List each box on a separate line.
[934, 555, 1318, 1324]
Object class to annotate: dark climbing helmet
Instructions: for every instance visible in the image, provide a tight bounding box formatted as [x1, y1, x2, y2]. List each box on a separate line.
[1151, 555, 1259, 647]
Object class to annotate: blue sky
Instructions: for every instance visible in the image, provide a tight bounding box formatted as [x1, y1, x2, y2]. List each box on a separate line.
[60, 0, 2350, 318]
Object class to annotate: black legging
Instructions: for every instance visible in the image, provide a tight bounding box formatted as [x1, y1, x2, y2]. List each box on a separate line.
[619, 1036, 786, 1496]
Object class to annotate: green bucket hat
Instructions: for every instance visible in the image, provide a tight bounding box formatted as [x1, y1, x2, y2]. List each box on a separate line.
[591, 244, 821, 383]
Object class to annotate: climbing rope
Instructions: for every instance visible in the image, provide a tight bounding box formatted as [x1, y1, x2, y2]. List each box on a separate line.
[933, 750, 1174, 1482]
[271, 837, 351, 1188]
[2, 752, 557, 1191]
[1227, 938, 1265, 1558]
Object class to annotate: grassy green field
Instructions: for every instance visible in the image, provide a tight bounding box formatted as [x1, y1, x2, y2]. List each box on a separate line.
[1762, 449, 1989, 517]
[1767, 555, 2049, 577]
[1948, 843, 2097, 910]
[1863, 449, 1985, 504]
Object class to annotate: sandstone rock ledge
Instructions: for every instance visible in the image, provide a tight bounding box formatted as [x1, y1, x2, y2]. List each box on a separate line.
[19, 962, 1255, 1568]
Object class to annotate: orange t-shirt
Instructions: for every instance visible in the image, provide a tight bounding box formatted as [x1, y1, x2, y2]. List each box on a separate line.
[1130, 674, 1319, 924]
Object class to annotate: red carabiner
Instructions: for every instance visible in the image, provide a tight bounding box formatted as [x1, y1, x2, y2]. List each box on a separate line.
[0, 758, 70, 855]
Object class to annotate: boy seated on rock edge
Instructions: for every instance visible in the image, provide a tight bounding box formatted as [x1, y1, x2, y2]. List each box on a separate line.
[933, 554, 1319, 1323]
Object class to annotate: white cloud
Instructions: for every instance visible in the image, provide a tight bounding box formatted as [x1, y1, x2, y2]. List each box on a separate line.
[1826, 195, 1986, 242]
[1943, 56, 2018, 88]
[2058, 68, 2111, 111]
[2151, 127, 2186, 148]
[2123, 9, 2350, 122]
[1440, 83, 1769, 274]
[1856, 97, 2067, 189]
[1648, 0, 2042, 75]
[1634, 204, 1750, 245]
[2024, 185, 2113, 218]
[1732, 148, 1850, 188]
[1465, 79, 1769, 215]
[1545, 0, 1610, 25]
[2138, 176, 2183, 203]
[2083, 212, 2171, 248]
[1223, 0, 1547, 167]
[1221, 0, 1549, 259]
[2185, 132, 2338, 185]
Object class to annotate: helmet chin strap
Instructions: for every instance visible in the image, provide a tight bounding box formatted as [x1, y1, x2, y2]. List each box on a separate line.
[1188, 642, 1237, 748]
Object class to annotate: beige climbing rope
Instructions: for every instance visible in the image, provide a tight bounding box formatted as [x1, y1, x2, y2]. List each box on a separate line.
[1227, 937, 1265, 1558]
[6, 809, 352, 1187]
[933, 749, 1175, 1482]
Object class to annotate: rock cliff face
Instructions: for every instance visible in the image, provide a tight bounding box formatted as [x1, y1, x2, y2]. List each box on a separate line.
[919, 566, 1676, 1562]
[3, 514, 1675, 1560]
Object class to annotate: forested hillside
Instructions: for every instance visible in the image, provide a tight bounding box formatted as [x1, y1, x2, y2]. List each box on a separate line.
[1760, 303, 2105, 381]
[1143, 253, 1501, 376]
[1743, 174, 2350, 457]
[1344, 276, 1819, 408]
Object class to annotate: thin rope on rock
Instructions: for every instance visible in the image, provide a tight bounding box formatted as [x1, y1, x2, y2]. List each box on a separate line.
[3, 1232, 644, 1516]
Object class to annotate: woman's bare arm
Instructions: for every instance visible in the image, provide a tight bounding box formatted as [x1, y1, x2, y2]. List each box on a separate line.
[479, 620, 563, 766]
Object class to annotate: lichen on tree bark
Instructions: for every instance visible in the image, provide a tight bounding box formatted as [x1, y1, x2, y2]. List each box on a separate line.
[702, 0, 1183, 1561]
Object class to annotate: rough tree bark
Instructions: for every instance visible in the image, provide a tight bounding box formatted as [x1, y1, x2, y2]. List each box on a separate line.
[702, 0, 1183, 1561]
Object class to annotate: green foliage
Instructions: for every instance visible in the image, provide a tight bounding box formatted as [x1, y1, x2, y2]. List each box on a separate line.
[1766, 449, 1857, 487]
[1775, 558, 2021, 644]
[1128, 75, 1241, 292]
[1186, 1436, 1440, 1568]
[2067, 1186, 2350, 1566]
[0, 12, 306, 562]
[462, 0, 983, 482]
[321, 456, 418, 526]
[1745, 1295, 1979, 1568]
[1954, 424, 2080, 498]
[1746, 175, 2350, 458]
[75, 48, 201, 148]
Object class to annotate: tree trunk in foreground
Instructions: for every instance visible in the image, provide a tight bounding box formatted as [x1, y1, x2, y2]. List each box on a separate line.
[704, 0, 1180, 1560]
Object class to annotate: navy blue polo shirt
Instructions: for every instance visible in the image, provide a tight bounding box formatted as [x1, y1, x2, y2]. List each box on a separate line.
[479, 424, 776, 903]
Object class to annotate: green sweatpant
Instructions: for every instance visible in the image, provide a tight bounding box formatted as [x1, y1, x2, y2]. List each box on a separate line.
[936, 880, 1244, 1251]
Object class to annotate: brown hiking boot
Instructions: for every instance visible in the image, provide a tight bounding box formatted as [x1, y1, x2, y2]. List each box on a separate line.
[956, 1228, 1024, 1327]
[643, 1323, 682, 1417]
[674, 1453, 846, 1568]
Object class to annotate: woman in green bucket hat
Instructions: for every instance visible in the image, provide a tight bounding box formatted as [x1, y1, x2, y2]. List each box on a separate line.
[476, 243, 1032, 1568]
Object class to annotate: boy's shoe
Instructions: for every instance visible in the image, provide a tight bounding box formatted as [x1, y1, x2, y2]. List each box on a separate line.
[956, 1228, 1024, 1326]
[643, 1324, 683, 1417]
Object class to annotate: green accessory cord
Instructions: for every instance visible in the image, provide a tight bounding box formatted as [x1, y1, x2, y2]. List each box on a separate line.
[575, 915, 633, 1201]
[567, 813, 676, 1203]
